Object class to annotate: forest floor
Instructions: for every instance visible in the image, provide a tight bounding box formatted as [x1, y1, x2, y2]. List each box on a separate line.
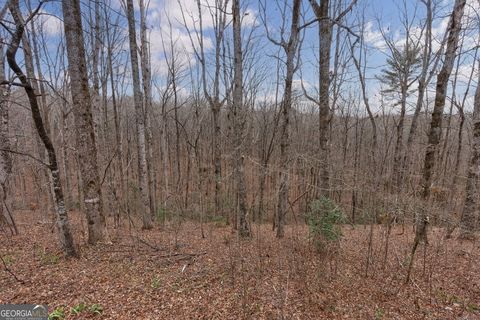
[0, 210, 479, 319]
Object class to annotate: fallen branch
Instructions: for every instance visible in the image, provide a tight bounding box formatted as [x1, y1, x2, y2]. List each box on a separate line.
[134, 235, 162, 251]
[0, 255, 24, 284]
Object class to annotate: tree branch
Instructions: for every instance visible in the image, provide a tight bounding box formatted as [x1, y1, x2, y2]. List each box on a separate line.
[0, 148, 50, 167]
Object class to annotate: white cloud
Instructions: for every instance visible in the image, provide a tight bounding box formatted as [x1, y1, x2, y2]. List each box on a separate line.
[146, 0, 256, 77]
[363, 21, 387, 50]
[34, 10, 63, 36]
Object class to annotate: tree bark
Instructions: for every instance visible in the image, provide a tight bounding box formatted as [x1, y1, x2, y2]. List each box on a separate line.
[139, 0, 157, 218]
[6, 0, 76, 256]
[459, 63, 480, 239]
[407, 0, 466, 283]
[232, 0, 250, 237]
[125, 0, 153, 229]
[62, 0, 108, 244]
[0, 41, 18, 235]
[309, 0, 331, 198]
[275, 0, 302, 238]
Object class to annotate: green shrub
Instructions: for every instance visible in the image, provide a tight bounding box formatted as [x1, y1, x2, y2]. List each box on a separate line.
[306, 197, 345, 253]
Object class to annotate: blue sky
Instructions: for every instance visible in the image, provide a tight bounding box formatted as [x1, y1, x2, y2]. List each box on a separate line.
[3, 0, 479, 114]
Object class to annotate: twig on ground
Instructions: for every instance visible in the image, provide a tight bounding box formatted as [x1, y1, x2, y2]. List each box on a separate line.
[1, 255, 24, 284]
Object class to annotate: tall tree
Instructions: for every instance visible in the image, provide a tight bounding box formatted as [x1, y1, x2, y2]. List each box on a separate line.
[5, 0, 76, 256]
[307, 0, 357, 198]
[180, 0, 229, 219]
[232, 0, 250, 237]
[0, 38, 17, 235]
[263, 0, 302, 238]
[403, 0, 436, 184]
[139, 0, 157, 218]
[125, 0, 153, 229]
[62, 0, 108, 244]
[407, 0, 466, 283]
[308, 0, 332, 198]
[376, 42, 421, 190]
[459, 60, 480, 239]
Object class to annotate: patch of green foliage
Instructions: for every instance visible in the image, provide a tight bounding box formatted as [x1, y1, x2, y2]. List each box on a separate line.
[305, 197, 345, 253]
[36, 248, 60, 265]
[1, 254, 15, 266]
[209, 215, 227, 227]
[89, 304, 103, 315]
[70, 302, 86, 316]
[69, 303, 103, 317]
[48, 307, 65, 320]
[151, 275, 161, 289]
[467, 303, 480, 313]
[375, 307, 385, 319]
[156, 207, 169, 222]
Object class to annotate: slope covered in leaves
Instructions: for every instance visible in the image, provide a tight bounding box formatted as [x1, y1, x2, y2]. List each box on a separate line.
[1, 211, 479, 319]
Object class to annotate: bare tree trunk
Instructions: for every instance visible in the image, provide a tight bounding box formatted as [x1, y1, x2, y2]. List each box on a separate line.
[459, 63, 480, 239]
[6, 0, 76, 256]
[62, 0, 108, 244]
[139, 0, 157, 218]
[28, 3, 54, 214]
[0, 41, 17, 235]
[125, 0, 152, 229]
[91, 0, 103, 152]
[232, 0, 250, 237]
[403, 0, 441, 186]
[393, 82, 407, 191]
[212, 106, 222, 218]
[453, 46, 478, 188]
[181, 0, 228, 220]
[103, 4, 124, 226]
[309, 0, 331, 198]
[60, 108, 72, 209]
[406, 0, 466, 283]
[275, 0, 302, 238]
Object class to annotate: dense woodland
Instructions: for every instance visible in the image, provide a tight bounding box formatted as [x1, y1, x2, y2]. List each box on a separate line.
[0, 0, 479, 318]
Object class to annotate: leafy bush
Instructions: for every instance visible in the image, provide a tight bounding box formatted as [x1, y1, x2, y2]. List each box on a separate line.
[306, 197, 345, 253]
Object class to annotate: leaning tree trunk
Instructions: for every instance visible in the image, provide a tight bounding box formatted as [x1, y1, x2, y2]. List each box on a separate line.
[232, 0, 250, 237]
[62, 0, 108, 244]
[125, 0, 153, 229]
[6, 0, 76, 256]
[459, 67, 480, 239]
[406, 0, 466, 283]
